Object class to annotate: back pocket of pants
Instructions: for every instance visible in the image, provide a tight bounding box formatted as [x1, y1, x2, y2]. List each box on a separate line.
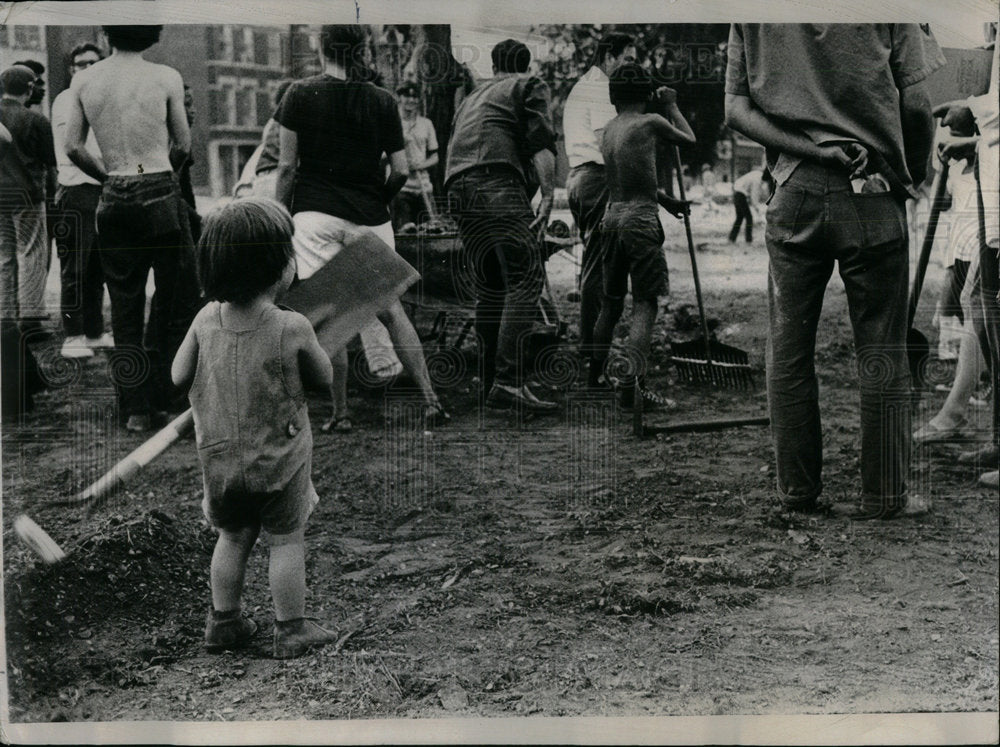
[850, 192, 906, 251]
[765, 187, 806, 244]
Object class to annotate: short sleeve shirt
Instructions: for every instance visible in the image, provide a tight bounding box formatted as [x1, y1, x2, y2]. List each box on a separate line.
[968, 42, 998, 248]
[445, 75, 557, 187]
[562, 66, 617, 168]
[0, 98, 56, 206]
[51, 89, 102, 187]
[401, 115, 438, 193]
[275, 75, 405, 226]
[725, 24, 945, 195]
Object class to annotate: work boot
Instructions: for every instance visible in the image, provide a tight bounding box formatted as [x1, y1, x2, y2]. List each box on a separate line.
[273, 617, 338, 659]
[205, 609, 258, 653]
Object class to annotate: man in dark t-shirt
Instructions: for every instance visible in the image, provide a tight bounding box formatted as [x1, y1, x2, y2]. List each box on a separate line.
[275, 25, 445, 428]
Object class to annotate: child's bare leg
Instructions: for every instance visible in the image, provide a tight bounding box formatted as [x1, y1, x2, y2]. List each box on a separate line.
[268, 531, 306, 622]
[589, 295, 626, 386]
[619, 299, 666, 407]
[322, 348, 351, 431]
[628, 299, 658, 371]
[211, 525, 260, 612]
[377, 300, 439, 406]
[930, 322, 985, 426]
[269, 529, 337, 658]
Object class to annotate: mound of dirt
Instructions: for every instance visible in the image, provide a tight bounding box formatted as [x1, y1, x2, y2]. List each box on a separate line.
[6, 510, 214, 637]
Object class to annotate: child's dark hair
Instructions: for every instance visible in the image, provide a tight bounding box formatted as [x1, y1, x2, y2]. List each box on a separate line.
[197, 197, 295, 304]
[609, 62, 653, 108]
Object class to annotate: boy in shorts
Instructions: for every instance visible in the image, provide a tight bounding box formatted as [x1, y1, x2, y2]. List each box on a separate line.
[589, 63, 695, 409]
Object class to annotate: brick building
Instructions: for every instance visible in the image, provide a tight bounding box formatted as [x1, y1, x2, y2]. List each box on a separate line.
[3, 23, 321, 198]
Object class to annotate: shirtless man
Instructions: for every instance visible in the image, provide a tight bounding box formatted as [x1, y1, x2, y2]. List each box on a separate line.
[65, 25, 200, 431]
[590, 63, 694, 410]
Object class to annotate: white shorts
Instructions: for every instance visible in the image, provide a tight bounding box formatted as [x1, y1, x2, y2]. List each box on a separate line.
[291, 211, 401, 378]
[291, 211, 395, 281]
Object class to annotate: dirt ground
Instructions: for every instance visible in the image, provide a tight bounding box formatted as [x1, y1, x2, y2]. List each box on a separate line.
[2, 202, 998, 723]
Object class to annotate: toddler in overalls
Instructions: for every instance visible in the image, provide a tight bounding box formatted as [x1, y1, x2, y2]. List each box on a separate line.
[171, 197, 337, 659]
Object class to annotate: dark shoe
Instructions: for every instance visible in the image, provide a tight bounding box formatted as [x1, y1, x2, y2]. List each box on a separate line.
[850, 495, 909, 521]
[125, 410, 168, 433]
[205, 610, 258, 653]
[20, 321, 53, 342]
[422, 403, 451, 429]
[486, 384, 557, 413]
[779, 496, 820, 514]
[126, 414, 151, 433]
[273, 617, 338, 659]
[321, 415, 354, 433]
[957, 443, 999, 466]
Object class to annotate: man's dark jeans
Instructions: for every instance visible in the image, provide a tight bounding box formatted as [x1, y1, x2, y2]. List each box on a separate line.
[96, 172, 201, 419]
[566, 163, 609, 354]
[765, 161, 910, 508]
[54, 183, 105, 338]
[447, 167, 544, 389]
[730, 190, 754, 243]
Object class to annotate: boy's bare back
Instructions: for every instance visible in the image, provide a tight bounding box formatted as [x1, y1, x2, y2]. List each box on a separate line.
[72, 56, 185, 176]
[602, 111, 690, 204]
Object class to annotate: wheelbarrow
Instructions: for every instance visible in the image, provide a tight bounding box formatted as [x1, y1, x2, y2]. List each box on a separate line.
[394, 223, 569, 370]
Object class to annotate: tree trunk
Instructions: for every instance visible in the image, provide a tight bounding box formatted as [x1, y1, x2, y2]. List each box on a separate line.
[413, 25, 467, 196]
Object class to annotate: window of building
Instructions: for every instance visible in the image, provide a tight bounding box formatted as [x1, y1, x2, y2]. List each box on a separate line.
[256, 90, 273, 126]
[209, 25, 231, 61]
[233, 27, 254, 64]
[215, 142, 259, 196]
[11, 25, 44, 51]
[279, 35, 290, 69]
[235, 87, 253, 127]
[254, 31, 271, 66]
[271, 34, 284, 68]
[209, 83, 235, 126]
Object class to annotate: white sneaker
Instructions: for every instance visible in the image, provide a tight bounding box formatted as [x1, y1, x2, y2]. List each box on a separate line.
[60, 335, 95, 359]
[979, 471, 999, 489]
[84, 332, 115, 349]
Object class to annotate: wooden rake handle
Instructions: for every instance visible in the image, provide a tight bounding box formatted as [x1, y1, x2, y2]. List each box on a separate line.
[51, 409, 194, 513]
[671, 145, 713, 366]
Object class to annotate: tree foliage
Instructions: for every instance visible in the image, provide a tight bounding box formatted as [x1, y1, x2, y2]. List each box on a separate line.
[530, 23, 731, 169]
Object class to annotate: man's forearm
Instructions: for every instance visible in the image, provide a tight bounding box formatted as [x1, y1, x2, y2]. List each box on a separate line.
[275, 164, 295, 209]
[382, 172, 407, 203]
[725, 93, 823, 162]
[900, 85, 934, 187]
[531, 149, 555, 197]
[170, 144, 191, 172]
[67, 146, 106, 183]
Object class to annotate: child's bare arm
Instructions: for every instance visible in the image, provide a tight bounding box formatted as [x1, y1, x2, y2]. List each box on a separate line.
[289, 315, 334, 390]
[171, 323, 199, 388]
[651, 87, 696, 145]
[651, 112, 696, 147]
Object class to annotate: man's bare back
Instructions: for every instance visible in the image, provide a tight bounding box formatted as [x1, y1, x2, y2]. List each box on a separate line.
[68, 54, 188, 177]
[601, 112, 668, 205]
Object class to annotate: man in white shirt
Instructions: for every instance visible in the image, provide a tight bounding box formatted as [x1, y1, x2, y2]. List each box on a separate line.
[51, 42, 112, 359]
[937, 31, 999, 488]
[561, 32, 636, 362]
